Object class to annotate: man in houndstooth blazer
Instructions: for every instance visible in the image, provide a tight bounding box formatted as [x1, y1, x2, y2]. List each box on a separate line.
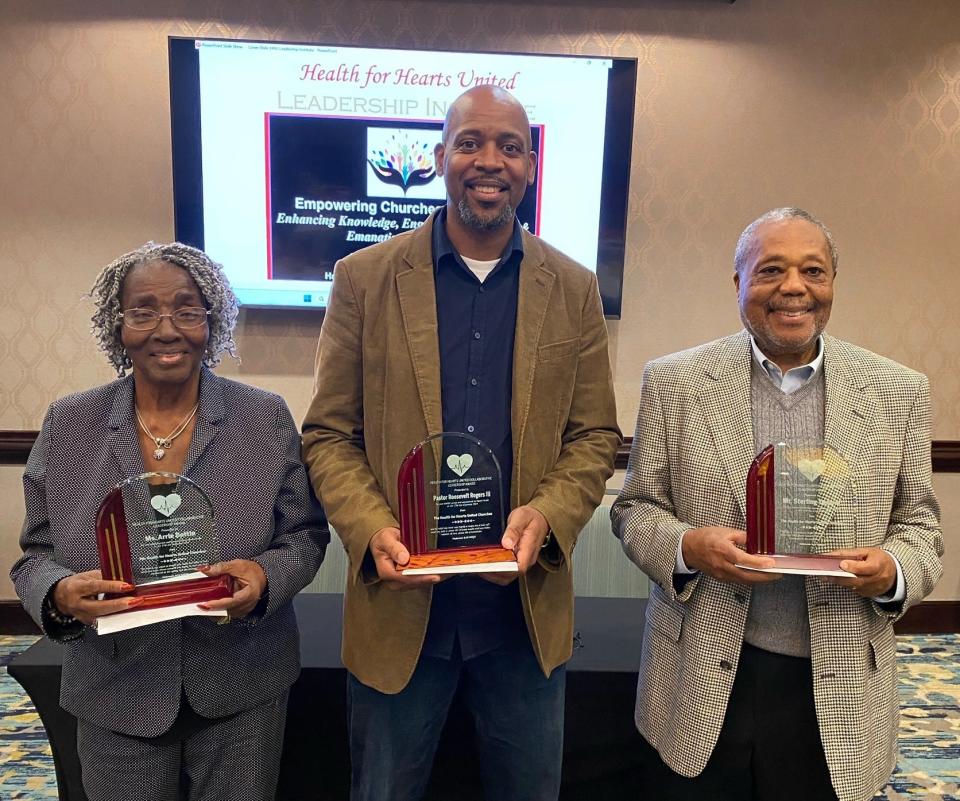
[611, 208, 942, 801]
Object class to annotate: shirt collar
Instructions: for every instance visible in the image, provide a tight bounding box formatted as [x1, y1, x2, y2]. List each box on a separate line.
[750, 334, 824, 394]
[431, 206, 524, 274]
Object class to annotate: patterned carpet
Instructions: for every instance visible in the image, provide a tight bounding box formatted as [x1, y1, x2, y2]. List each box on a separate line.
[892, 637, 960, 799]
[1, 635, 959, 800]
[1, 636, 55, 800]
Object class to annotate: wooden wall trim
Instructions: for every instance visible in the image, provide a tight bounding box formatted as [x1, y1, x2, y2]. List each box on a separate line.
[3, 430, 960, 471]
[0, 431, 39, 465]
[615, 440, 960, 472]
[934, 440, 960, 472]
[0, 598, 955, 635]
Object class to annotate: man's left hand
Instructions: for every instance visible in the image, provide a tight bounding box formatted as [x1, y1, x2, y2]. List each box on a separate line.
[198, 559, 267, 619]
[481, 505, 550, 586]
[820, 547, 897, 598]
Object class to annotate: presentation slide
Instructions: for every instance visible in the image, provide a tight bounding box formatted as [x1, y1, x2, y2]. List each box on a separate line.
[266, 115, 542, 281]
[188, 40, 616, 308]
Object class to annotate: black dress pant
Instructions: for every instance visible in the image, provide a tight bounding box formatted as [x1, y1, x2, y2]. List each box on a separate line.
[639, 643, 839, 801]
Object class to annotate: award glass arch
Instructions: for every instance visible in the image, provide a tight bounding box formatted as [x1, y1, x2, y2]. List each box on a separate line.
[742, 443, 854, 577]
[397, 432, 518, 575]
[95, 471, 233, 610]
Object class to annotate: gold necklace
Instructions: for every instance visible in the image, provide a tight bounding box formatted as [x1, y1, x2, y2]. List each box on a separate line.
[135, 403, 199, 461]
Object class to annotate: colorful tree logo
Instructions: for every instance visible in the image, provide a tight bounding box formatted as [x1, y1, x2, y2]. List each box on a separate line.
[368, 132, 437, 195]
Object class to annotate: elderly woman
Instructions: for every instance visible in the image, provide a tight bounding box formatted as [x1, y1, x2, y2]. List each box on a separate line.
[11, 242, 328, 801]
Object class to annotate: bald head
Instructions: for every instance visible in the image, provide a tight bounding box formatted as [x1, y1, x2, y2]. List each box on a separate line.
[433, 84, 537, 255]
[441, 86, 532, 150]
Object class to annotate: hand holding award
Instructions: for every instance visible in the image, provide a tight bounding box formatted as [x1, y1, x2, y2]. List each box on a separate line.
[740, 443, 857, 577]
[93, 471, 233, 633]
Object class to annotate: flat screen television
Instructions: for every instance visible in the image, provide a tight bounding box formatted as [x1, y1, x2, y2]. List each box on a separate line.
[169, 37, 636, 317]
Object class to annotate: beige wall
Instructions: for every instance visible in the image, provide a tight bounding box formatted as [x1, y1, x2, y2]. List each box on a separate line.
[1, 0, 957, 600]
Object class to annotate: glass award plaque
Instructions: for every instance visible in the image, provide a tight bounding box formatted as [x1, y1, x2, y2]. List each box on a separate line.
[95, 471, 233, 611]
[741, 443, 854, 577]
[397, 433, 517, 575]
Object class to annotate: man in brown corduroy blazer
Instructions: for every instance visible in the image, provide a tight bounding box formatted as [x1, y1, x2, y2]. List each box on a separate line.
[303, 85, 620, 801]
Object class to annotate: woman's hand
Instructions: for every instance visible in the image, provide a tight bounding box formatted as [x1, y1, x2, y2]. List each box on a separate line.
[197, 560, 267, 620]
[52, 570, 142, 626]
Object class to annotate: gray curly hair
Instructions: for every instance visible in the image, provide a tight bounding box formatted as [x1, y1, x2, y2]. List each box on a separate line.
[89, 242, 240, 375]
[734, 207, 839, 276]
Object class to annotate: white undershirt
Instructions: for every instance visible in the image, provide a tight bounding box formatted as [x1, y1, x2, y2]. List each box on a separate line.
[460, 256, 499, 283]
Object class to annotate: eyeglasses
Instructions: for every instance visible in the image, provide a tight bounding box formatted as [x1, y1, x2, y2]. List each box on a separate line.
[120, 307, 211, 331]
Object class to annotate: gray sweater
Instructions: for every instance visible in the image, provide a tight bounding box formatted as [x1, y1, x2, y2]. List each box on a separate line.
[743, 359, 825, 658]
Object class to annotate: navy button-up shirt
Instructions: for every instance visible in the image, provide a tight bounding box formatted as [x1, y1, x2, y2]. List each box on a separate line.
[421, 208, 527, 661]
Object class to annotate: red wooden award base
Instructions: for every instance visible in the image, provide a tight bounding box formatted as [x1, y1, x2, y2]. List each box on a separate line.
[740, 553, 850, 576]
[120, 575, 234, 610]
[403, 546, 518, 575]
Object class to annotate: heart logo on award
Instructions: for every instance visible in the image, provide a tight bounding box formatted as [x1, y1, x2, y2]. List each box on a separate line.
[447, 454, 474, 477]
[151, 493, 182, 518]
[797, 459, 826, 482]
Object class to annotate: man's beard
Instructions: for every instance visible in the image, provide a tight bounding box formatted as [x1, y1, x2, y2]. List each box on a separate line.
[457, 198, 515, 231]
[744, 309, 828, 360]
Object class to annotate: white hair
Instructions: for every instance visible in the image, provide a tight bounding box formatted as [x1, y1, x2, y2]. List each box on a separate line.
[734, 207, 839, 275]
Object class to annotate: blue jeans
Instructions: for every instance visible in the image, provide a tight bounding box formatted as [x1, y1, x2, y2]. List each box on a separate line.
[348, 639, 566, 801]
